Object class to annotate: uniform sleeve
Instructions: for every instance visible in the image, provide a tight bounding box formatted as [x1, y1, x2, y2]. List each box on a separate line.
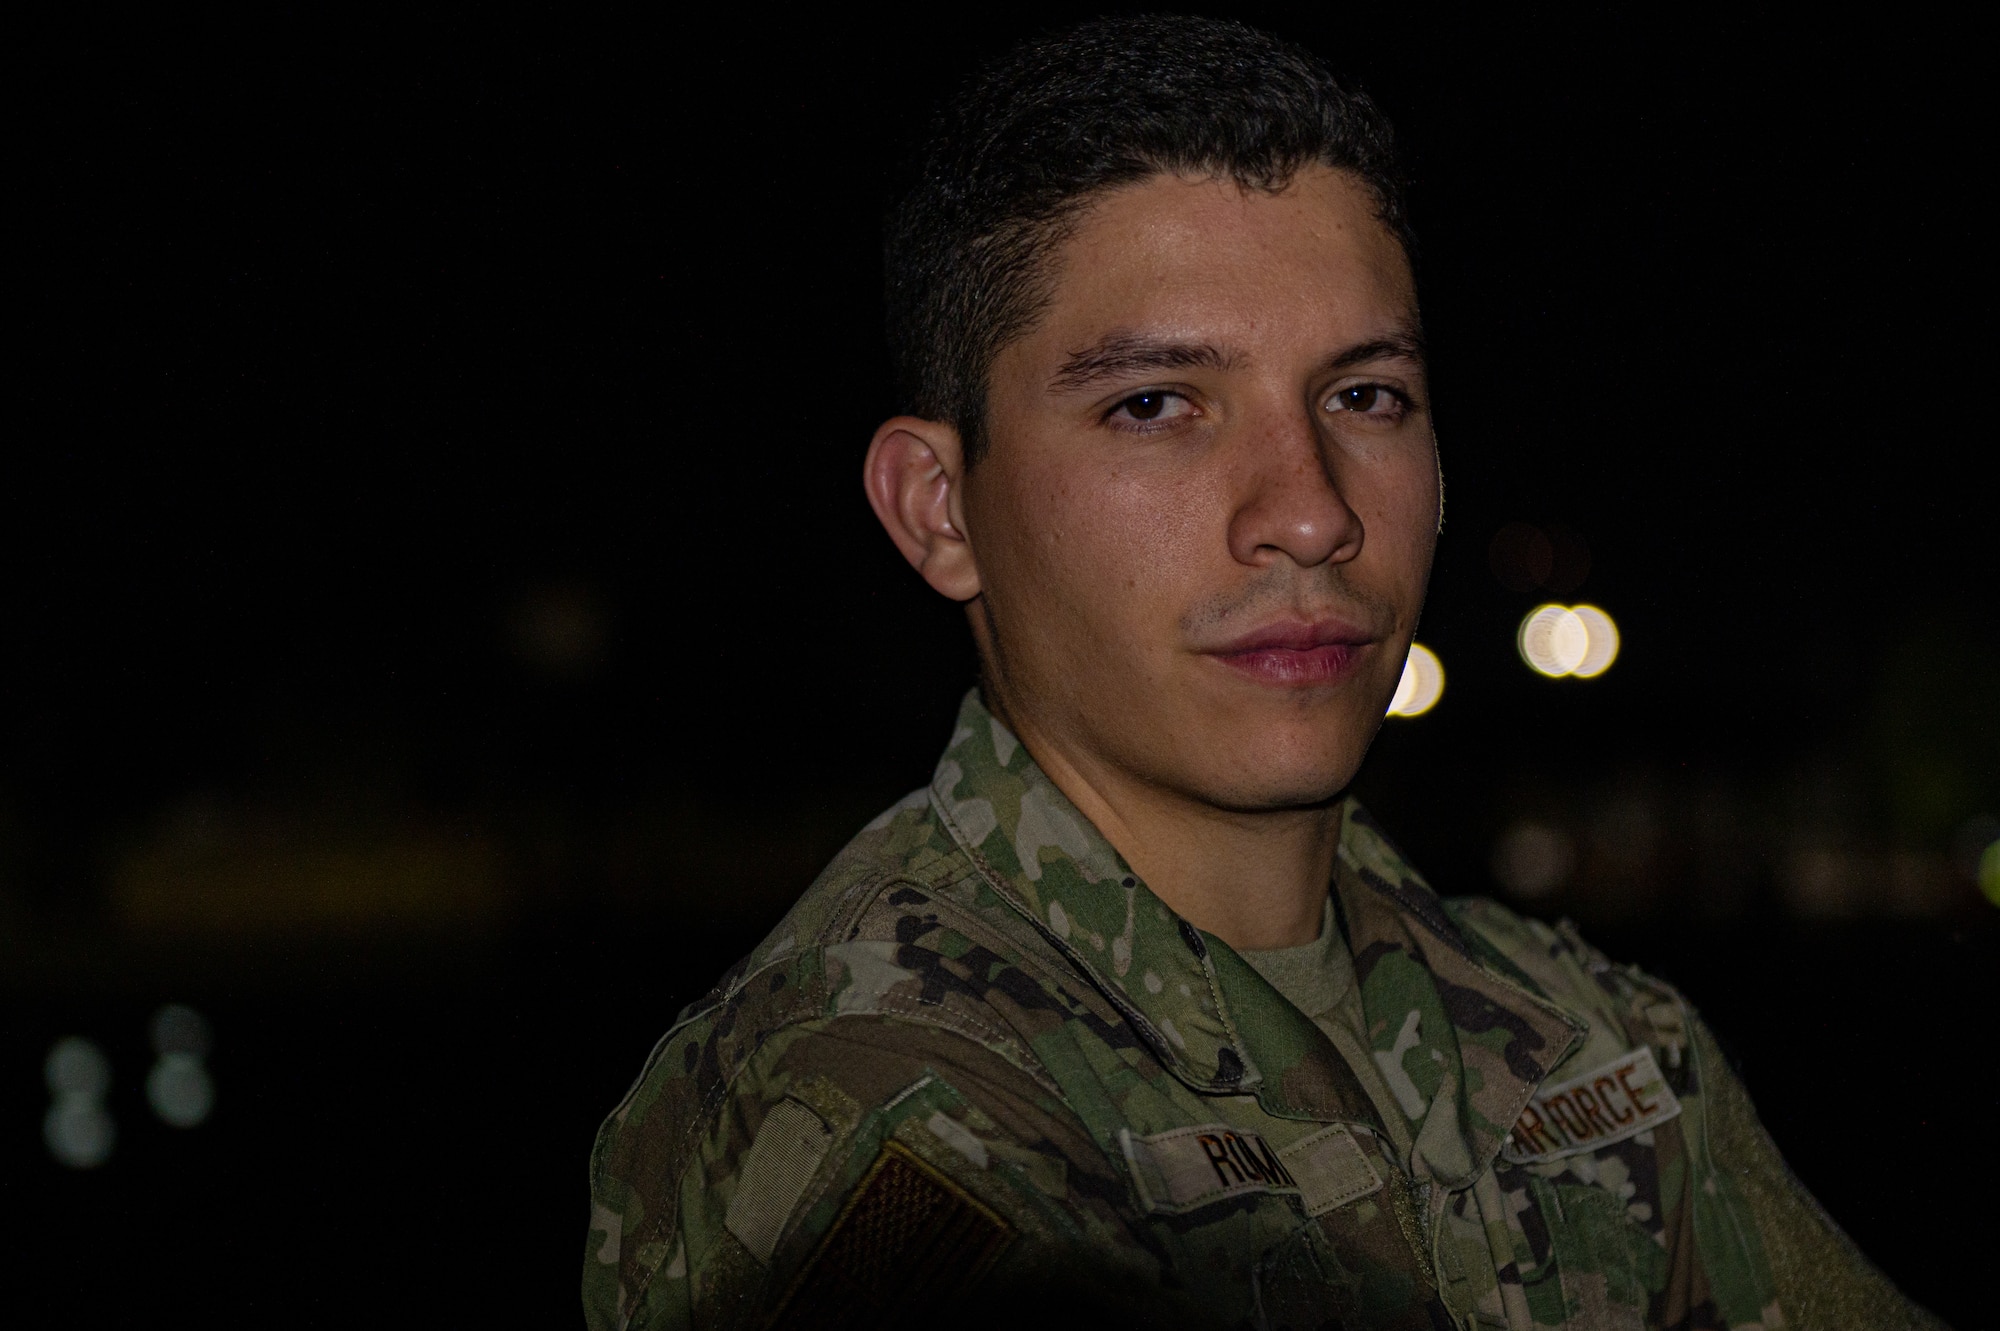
[604, 1011, 1182, 1331]
[1688, 1019, 1949, 1331]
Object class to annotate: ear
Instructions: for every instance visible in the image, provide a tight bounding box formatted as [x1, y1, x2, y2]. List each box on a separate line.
[862, 416, 982, 602]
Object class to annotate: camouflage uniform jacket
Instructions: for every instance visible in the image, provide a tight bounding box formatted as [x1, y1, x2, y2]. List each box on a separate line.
[586, 691, 1942, 1330]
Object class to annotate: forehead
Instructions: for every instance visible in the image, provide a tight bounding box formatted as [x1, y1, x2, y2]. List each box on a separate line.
[1027, 166, 1416, 360]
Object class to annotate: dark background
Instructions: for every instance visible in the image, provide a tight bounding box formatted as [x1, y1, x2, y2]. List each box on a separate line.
[9, 6, 1993, 1324]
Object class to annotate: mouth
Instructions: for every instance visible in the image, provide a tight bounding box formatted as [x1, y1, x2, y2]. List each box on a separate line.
[1203, 619, 1377, 688]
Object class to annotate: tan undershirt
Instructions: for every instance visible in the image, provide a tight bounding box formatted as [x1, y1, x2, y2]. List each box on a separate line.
[1239, 897, 1416, 1164]
[1238, 898, 1363, 1038]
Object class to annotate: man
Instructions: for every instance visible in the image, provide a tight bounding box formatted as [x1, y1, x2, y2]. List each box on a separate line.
[585, 16, 1942, 1330]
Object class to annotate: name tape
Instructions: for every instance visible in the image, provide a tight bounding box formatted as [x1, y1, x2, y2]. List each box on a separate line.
[1121, 1121, 1381, 1216]
[1502, 1046, 1681, 1164]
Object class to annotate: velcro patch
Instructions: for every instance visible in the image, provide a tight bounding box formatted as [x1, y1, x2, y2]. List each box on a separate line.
[1122, 1122, 1378, 1216]
[726, 1097, 835, 1263]
[1278, 1122, 1384, 1216]
[1502, 1046, 1682, 1164]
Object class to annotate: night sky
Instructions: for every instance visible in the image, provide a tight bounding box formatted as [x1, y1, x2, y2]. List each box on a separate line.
[10, 8, 1993, 1324]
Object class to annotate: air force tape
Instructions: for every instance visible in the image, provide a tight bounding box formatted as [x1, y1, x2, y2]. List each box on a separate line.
[1502, 1046, 1682, 1165]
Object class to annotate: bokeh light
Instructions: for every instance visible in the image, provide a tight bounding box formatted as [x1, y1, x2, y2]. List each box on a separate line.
[148, 1004, 216, 1128]
[1488, 521, 1592, 594]
[1519, 604, 1582, 676]
[46, 1099, 116, 1169]
[46, 1036, 112, 1099]
[151, 1004, 212, 1059]
[1569, 605, 1620, 677]
[148, 1055, 215, 1128]
[44, 1037, 115, 1169]
[1518, 603, 1620, 679]
[1492, 821, 1576, 898]
[1388, 642, 1445, 717]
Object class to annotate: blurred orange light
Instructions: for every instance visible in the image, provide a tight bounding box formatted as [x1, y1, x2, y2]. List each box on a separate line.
[1569, 605, 1620, 677]
[1388, 643, 1445, 717]
[1519, 604, 1620, 679]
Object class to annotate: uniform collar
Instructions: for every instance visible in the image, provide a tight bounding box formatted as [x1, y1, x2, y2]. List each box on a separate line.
[1334, 803, 1585, 1183]
[928, 690, 1255, 1095]
[928, 688, 1583, 1174]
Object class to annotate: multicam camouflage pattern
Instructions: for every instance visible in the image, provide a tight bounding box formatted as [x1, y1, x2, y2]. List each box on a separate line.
[586, 690, 1944, 1330]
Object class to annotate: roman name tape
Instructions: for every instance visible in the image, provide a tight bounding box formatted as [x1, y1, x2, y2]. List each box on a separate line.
[1502, 1046, 1682, 1164]
[1120, 1121, 1382, 1216]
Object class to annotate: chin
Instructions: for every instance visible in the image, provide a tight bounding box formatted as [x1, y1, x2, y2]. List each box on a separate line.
[1204, 707, 1379, 809]
[1196, 769, 1357, 814]
[1189, 735, 1370, 813]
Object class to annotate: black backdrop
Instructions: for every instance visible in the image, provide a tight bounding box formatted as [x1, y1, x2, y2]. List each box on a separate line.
[10, 7, 1993, 1324]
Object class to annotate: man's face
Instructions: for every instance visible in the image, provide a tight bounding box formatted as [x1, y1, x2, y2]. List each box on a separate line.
[964, 165, 1438, 812]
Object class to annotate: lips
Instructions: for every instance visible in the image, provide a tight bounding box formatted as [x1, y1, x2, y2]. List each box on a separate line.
[1205, 620, 1375, 687]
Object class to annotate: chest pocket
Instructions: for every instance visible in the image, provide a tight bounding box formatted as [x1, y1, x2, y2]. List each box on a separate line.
[1526, 1175, 1669, 1331]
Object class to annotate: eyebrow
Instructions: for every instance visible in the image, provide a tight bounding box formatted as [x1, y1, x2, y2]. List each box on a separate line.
[1047, 327, 1427, 393]
[1048, 333, 1238, 392]
[1320, 331, 1428, 375]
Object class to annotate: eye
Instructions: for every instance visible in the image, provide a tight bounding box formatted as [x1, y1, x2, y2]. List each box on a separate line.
[1108, 390, 1195, 426]
[1327, 384, 1404, 415]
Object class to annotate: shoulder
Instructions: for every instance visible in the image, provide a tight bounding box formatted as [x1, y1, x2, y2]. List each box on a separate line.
[705, 784, 1083, 1087]
[585, 790, 1104, 1329]
[1441, 894, 1691, 1070]
[1442, 893, 1666, 997]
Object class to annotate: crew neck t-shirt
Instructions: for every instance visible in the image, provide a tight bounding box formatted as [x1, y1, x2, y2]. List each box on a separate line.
[1238, 896, 1364, 1040]
[1239, 897, 1413, 1161]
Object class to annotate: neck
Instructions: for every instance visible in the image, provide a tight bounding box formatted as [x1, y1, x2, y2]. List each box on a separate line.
[992, 697, 1344, 952]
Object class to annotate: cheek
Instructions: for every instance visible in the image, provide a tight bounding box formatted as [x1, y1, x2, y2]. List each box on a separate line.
[1353, 442, 1441, 568]
[991, 458, 1200, 629]
[1072, 463, 1218, 591]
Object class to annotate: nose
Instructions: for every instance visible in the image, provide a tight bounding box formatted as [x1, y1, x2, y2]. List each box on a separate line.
[1224, 408, 1363, 570]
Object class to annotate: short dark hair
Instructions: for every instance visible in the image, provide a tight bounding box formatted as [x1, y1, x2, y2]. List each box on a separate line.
[884, 14, 1414, 463]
